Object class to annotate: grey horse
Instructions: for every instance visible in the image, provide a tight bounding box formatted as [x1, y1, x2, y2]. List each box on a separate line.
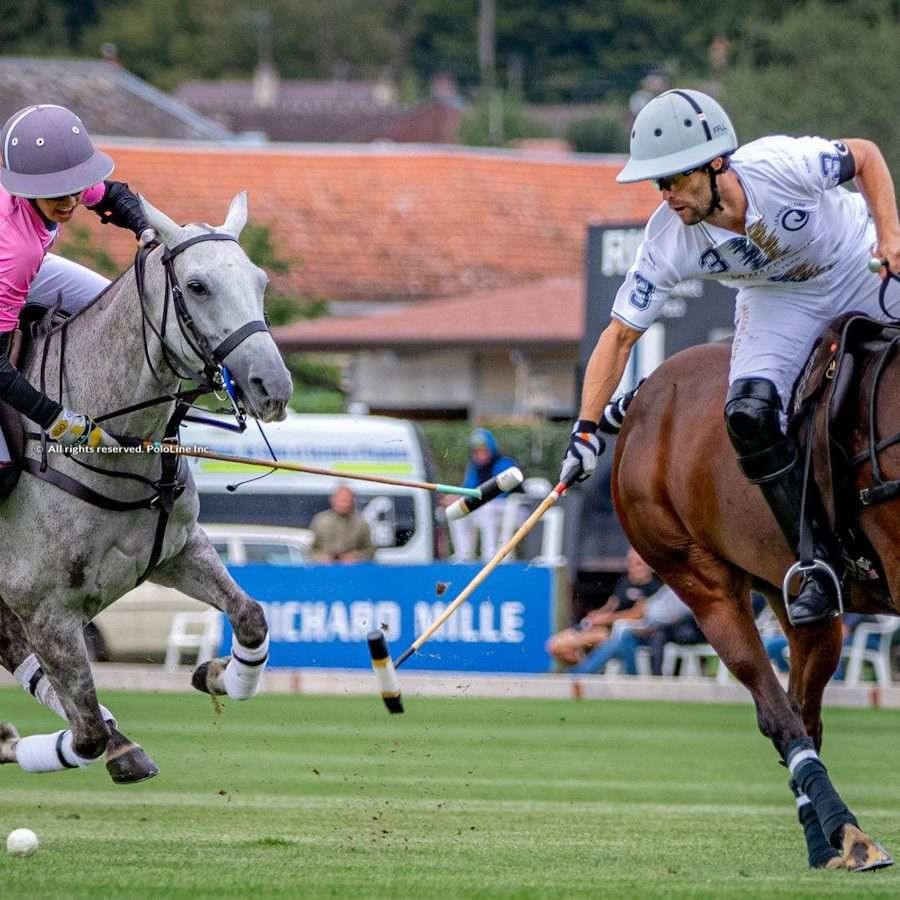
[0, 193, 292, 781]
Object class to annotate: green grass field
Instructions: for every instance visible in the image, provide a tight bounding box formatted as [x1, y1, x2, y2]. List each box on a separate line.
[1, 687, 899, 899]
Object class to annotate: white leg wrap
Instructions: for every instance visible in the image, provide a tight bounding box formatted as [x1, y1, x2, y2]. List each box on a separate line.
[14, 654, 117, 727]
[15, 730, 102, 773]
[223, 634, 269, 700]
[13, 654, 42, 693]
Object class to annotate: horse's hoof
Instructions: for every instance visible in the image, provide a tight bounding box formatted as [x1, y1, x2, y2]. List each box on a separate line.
[821, 855, 847, 870]
[192, 656, 229, 696]
[840, 824, 894, 872]
[104, 727, 160, 784]
[0, 721, 20, 763]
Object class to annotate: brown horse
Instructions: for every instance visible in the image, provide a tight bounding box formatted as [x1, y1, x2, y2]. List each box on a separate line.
[612, 338, 897, 872]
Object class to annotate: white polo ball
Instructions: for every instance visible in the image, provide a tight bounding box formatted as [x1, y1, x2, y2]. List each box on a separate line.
[6, 828, 39, 857]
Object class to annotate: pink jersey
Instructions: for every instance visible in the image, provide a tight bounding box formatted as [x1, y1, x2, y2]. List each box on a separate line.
[0, 182, 105, 333]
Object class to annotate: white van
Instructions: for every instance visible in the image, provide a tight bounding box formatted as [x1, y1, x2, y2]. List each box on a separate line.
[178, 412, 437, 564]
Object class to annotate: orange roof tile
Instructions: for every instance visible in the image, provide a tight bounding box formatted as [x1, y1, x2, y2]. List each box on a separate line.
[89, 141, 657, 301]
[274, 276, 582, 351]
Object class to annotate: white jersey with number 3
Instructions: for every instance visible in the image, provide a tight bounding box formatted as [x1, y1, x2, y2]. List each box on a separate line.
[611, 134, 884, 404]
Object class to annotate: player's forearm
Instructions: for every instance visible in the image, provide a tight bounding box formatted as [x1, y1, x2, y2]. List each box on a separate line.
[578, 320, 640, 421]
[845, 139, 900, 243]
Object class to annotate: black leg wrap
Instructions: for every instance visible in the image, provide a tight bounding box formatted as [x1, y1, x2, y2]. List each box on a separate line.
[785, 738, 857, 847]
[790, 778, 840, 868]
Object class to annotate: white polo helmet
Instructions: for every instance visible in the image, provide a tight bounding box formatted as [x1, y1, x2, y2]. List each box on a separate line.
[617, 89, 738, 184]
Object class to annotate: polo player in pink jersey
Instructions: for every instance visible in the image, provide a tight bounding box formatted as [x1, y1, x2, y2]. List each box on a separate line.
[0, 104, 154, 464]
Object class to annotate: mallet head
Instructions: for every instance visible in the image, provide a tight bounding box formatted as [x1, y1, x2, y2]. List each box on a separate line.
[445, 466, 524, 521]
[367, 630, 404, 714]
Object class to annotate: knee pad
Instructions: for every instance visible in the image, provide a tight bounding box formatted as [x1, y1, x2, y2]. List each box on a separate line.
[724, 378, 796, 482]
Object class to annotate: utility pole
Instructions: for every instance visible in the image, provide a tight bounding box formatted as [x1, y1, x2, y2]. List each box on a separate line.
[478, 0, 502, 143]
[251, 10, 278, 108]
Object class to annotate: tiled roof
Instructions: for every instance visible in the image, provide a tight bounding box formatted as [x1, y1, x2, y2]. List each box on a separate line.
[175, 78, 462, 143]
[0, 57, 233, 141]
[84, 141, 657, 302]
[273, 277, 582, 351]
[184, 101, 462, 144]
[176, 79, 395, 114]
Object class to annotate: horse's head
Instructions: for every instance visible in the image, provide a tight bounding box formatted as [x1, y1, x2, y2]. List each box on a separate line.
[139, 193, 292, 422]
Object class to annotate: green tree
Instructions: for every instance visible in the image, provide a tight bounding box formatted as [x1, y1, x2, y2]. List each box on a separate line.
[56, 224, 119, 276]
[238, 221, 343, 413]
[79, 0, 404, 90]
[722, 2, 900, 181]
[565, 111, 629, 153]
[458, 91, 553, 146]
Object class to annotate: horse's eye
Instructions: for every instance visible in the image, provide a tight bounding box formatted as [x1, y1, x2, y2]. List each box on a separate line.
[186, 280, 208, 296]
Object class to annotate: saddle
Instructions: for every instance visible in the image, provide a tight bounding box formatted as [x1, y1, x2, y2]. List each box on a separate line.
[0, 304, 70, 500]
[791, 312, 900, 586]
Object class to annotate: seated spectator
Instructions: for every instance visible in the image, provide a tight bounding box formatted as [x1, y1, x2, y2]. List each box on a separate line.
[310, 484, 375, 563]
[547, 548, 661, 667]
[570, 585, 701, 676]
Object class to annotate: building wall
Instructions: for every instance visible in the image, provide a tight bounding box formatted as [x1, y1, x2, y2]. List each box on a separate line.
[347, 347, 576, 418]
[351, 349, 475, 414]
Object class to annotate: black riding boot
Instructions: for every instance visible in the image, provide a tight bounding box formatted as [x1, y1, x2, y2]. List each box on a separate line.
[725, 378, 841, 627]
[755, 460, 841, 625]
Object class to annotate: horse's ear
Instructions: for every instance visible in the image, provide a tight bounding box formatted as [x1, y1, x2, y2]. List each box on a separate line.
[222, 192, 248, 238]
[139, 196, 184, 247]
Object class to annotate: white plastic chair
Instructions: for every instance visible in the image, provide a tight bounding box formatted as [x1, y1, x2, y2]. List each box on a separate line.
[661, 642, 720, 678]
[840, 616, 900, 688]
[164, 610, 223, 671]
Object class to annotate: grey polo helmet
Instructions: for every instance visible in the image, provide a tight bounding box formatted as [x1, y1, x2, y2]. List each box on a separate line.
[1, 105, 113, 198]
[617, 89, 737, 184]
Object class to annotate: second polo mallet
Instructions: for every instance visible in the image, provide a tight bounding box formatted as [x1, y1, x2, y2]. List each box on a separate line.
[367, 480, 571, 713]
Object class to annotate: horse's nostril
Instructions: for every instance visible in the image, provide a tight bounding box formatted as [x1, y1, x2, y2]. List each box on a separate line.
[250, 376, 269, 398]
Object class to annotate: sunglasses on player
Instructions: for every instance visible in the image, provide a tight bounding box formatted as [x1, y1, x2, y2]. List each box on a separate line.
[653, 168, 700, 191]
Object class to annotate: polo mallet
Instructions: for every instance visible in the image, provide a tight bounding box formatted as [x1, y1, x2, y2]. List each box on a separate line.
[444, 466, 525, 521]
[141, 442, 481, 498]
[367, 480, 570, 714]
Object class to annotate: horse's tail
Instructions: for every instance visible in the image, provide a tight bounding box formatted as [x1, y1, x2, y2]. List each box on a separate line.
[598, 378, 645, 435]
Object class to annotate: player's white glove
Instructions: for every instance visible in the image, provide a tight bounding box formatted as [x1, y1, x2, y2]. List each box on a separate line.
[47, 408, 119, 449]
[559, 420, 605, 486]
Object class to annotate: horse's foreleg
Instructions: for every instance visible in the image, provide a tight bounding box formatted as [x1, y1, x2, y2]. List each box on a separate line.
[0, 597, 157, 782]
[148, 526, 268, 700]
[660, 556, 890, 871]
[8, 609, 109, 772]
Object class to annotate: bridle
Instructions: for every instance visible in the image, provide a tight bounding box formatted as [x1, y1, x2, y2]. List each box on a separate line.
[136, 232, 269, 404]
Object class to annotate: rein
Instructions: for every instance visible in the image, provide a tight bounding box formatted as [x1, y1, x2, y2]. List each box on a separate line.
[22, 230, 271, 584]
[849, 270, 900, 509]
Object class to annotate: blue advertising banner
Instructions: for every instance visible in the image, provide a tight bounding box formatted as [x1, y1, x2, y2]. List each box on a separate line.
[221, 563, 556, 673]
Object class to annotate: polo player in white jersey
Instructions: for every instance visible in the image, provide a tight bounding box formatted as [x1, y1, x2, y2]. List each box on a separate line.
[560, 89, 900, 626]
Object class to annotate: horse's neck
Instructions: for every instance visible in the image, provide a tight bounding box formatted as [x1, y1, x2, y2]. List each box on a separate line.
[25, 260, 184, 439]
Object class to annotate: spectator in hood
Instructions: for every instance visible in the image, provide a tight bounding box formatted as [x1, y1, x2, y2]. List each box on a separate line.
[448, 427, 519, 561]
